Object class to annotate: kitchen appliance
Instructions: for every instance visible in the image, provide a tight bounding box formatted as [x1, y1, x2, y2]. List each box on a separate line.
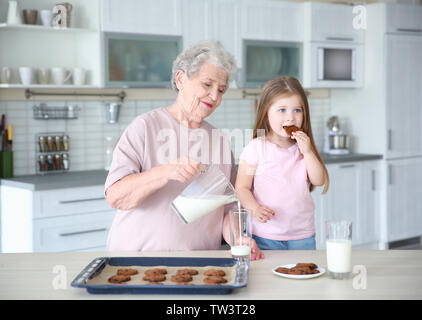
[324, 116, 350, 155]
[307, 42, 364, 88]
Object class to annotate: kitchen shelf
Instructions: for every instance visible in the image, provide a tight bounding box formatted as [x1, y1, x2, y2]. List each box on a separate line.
[0, 23, 97, 33]
[0, 84, 101, 89]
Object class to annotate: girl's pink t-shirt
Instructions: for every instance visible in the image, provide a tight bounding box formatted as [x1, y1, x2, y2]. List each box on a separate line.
[239, 137, 315, 241]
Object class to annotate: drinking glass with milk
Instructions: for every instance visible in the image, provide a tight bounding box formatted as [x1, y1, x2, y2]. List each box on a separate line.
[326, 220, 352, 280]
[171, 165, 238, 224]
[229, 209, 252, 280]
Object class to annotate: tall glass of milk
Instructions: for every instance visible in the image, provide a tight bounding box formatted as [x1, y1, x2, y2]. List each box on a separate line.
[326, 220, 352, 280]
[171, 165, 238, 224]
[229, 209, 252, 280]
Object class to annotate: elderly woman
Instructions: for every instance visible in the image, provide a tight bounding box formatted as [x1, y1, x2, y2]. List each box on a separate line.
[105, 41, 264, 260]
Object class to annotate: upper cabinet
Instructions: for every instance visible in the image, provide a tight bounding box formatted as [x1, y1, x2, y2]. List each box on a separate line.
[100, 0, 183, 36]
[385, 3, 422, 34]
[104, 33, 181, 88]
[302, 2, 365, 88]
[304, 2, 364, 44]
[241, 0, 304, 42]
[181, 0, 241, 68]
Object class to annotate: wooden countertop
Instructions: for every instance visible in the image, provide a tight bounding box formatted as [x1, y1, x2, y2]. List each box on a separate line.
[1, 250, 421, 300]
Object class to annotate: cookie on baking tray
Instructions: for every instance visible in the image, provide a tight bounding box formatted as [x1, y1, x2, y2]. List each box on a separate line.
[142, 273, 167, 282]
[170, 274, 193, 283]
[203, 269, 226, 277]
[144, 268, 167, 275]
[108, 274, 131, 284]
[203, 276, 227, 285]
[176, 268, 199, 276]
[117, 268, 139, 276]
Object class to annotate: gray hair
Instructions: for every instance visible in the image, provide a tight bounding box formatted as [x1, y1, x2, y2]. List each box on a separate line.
[171, 40, 237, 91]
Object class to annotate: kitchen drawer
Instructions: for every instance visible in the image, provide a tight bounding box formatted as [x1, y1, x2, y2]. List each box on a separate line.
[34, 185, 111, 218]
[33, 211, 114, 252]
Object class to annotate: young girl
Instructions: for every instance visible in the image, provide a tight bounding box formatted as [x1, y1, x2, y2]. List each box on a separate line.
[235, 76, 329, 250]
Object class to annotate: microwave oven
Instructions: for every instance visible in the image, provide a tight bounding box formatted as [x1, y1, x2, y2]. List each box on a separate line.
[304, 42, 364, 88]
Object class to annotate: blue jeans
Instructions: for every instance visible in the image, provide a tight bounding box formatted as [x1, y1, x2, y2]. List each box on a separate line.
[252, 234, 316, 250]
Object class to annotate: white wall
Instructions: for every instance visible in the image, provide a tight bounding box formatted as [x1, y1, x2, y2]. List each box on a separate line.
[0, 96, 330, 176]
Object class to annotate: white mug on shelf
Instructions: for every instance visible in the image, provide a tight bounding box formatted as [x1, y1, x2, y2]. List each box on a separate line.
[51, 67, 72, 85]
[7, 1, 23, 25]
[0, 67, 12, 84]
[40, 10, 53, 27]
[37, 68, 50, 85]
[72, 67, 86, 86]
[19, 67, 35, 85]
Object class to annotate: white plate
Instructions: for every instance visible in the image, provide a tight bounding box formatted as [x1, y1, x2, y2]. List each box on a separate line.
[272, 264, 325, 280]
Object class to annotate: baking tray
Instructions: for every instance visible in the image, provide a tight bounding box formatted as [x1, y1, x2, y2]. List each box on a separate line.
[71, 257, 248, 294]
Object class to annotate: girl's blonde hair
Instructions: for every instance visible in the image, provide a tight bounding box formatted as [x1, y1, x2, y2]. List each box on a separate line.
[253, 76, 329, 194]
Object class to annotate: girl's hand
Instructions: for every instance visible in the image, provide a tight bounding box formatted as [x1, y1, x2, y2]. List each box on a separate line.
[292, 131, 312, 155]
[240, 237, 265, 260]
[253, 205, 275, 223]
[251, 238, 264, 260]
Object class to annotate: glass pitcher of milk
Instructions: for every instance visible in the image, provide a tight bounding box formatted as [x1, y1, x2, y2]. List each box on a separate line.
[171, 165, 238, 224]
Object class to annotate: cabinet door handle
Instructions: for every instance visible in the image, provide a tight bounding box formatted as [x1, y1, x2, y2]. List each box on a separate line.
[325, 36, 354, 41]
[339, 164, 355, 169]
[59, 228, 107, 237]
[388, 129, 392, 150]
[371, 170, 376, 191]
[397, 28, 422, 33]
[59, 197, 105, 204]
[388, 164, 393, 185]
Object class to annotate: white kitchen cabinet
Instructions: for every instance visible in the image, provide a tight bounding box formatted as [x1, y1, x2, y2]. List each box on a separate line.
[386, 34, 422, 159]
[1, 185, 115, 252]
[181, 0, 241, 68]
[359, 161, 380, 246]
[304, 2, 365, 43]
[240, 0, 303, 42]
[312, 160, 381, 249]
[385, 3, 422, 33]
[386, 158, 422, 242]
[101, 0, 183, 35]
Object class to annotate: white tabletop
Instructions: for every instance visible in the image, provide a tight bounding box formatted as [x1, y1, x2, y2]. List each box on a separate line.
[1, 250, 421, 300]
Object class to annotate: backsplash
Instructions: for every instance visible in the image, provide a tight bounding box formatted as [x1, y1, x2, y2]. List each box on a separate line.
[0, 97, 330, 176]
